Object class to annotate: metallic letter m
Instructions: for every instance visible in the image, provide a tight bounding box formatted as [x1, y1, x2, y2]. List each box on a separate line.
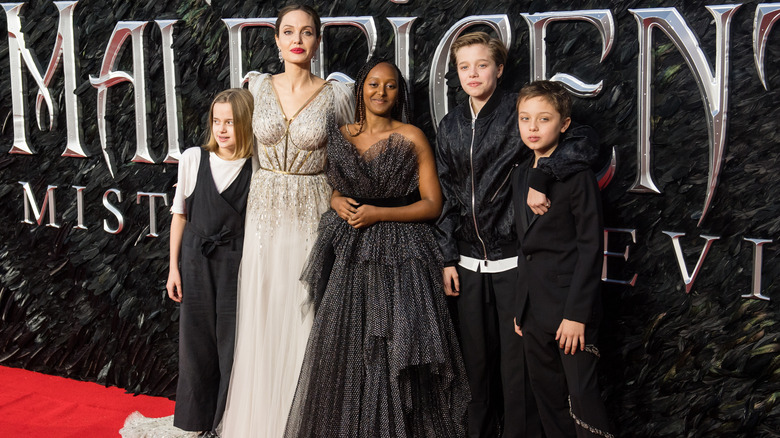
[3, 1, 86, 157]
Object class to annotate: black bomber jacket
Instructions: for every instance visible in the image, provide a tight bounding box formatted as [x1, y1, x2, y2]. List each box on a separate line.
[435, 87, 600, 266]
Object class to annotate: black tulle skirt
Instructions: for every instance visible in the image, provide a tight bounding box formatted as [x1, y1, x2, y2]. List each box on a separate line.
[285, 210, 469, 437]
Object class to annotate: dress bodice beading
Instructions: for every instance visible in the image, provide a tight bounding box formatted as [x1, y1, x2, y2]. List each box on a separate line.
[222, 73, 354, 438]
[252, 75, 332, 175]
[245, 73, 350, 240]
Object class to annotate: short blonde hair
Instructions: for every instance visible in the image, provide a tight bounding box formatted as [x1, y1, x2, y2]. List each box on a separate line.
[203, 88, 254, 160]
[450, 31, 507, 68]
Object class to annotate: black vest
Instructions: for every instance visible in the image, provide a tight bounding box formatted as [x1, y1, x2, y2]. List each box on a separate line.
[183, 149, 252, 257]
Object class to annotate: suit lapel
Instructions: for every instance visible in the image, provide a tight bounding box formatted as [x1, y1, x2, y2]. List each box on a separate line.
[517, 164, 540, 238]
[525, 210, 539, 237]
[516, 166, 530, 235]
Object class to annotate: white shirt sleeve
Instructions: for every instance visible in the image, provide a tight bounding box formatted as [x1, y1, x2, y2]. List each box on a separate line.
[171, 147, 202, 215]
[171, 147, 250, 215]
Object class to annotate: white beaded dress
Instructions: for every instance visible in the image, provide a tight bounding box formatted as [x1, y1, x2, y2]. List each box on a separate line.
[220, 73, 353, 438]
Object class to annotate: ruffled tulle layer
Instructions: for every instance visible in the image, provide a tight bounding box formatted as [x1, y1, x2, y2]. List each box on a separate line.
[287, 212, 469, 437]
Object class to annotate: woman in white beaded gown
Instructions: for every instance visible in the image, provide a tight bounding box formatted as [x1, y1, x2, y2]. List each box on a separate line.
[220, 4, 353, 437]
[118, 5, 351, 438]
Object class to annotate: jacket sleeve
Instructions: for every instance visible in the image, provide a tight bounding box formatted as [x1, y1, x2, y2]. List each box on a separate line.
[536, 122, 601, 185]
[435, 125, 461, 267]
[562, 170, 604, 324]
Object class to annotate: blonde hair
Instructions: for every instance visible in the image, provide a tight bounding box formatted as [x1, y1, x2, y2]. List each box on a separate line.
[450, 31, 507, 68]
[203, 88, 254, 160]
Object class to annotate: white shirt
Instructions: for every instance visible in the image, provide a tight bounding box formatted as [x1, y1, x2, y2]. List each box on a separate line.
[458, 255, 518, 273]
[171, 147, 249, 215]
[469, 96, 479, 120]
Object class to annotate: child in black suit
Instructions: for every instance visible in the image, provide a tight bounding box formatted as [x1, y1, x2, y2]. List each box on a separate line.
[512, 81, 612, 438]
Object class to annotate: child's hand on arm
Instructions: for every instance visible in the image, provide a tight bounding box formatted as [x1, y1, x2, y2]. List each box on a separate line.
[556, 319, 585, 354]
[527, 187, 550, 215]
[348, 204, 382, 229]
[514, 317, 523, 336]
[331, 190, 359, 222]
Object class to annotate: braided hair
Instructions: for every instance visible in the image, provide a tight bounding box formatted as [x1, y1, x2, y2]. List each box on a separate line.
[352, 58, 411, 135]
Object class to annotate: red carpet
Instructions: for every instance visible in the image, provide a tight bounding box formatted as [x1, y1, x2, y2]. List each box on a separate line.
[0, 366, 175, 438]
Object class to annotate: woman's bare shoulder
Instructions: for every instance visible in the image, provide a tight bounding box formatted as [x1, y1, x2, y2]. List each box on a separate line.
[394, 123, 430, 150]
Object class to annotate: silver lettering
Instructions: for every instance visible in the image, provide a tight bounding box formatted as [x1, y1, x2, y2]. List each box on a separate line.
[102, 188, 124, 234]
[18, 181, 60, 227]
[3, 2, 85, 156]
[222, 17, 373, 84]
[136, 192, 168, 238]
[222, 18, 275, 87]
[387, 17, 417, 84]
[316, 17, 378, 78]
[89, 21, 151, 177]
[740, 238, 772, 301]
[157, 20, 183, 164]
[753, 5, 780, 90]
[629, 6, 741, 227]
[602, 228, 638, 286]
[73, 185, 87, 230]
[663, 231, 720, 293]
[521, 10, 615, 97]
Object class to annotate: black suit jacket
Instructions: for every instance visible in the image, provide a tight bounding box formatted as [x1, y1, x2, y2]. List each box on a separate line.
[513, 158, 604, 334]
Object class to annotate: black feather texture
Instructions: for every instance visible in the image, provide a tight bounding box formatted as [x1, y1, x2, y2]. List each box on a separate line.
[0, 1, 778, 436]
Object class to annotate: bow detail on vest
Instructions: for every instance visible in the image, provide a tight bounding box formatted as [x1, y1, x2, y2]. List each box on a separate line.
[200, 225, 233, 257]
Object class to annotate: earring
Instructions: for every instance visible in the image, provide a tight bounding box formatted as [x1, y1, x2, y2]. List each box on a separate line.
[278, 49, 284, 63]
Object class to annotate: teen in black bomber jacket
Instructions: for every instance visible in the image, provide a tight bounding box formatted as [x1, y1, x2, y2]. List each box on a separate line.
[435, 32, 600, 438]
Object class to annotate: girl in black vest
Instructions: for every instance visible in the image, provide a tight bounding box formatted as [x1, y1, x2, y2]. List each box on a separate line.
[167, 88, 254, 436]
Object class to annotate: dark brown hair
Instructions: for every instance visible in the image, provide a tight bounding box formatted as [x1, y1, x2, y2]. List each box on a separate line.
[516, 80, 572, 120]
[275, 4, 321, 38]
[203, 88, 254, 160]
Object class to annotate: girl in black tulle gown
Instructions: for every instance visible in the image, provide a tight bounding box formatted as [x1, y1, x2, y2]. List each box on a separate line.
[284, 59, 469, 437]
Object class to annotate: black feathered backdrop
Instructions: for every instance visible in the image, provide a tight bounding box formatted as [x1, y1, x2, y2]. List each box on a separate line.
[0, 1, 778, 436]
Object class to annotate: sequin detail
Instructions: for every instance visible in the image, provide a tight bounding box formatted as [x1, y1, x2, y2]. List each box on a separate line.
[246, 75, 337, 240]
[584, 344, 601, 358]
[285, 125, 469, 437]
[569, 396, 614, 438]
[119, 412, 201, 438]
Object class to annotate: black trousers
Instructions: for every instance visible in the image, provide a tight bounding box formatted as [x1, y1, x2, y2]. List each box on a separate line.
[523, 313, 612, 438]
[173, 243, 240, 432]
[455, 266, 542, 438]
